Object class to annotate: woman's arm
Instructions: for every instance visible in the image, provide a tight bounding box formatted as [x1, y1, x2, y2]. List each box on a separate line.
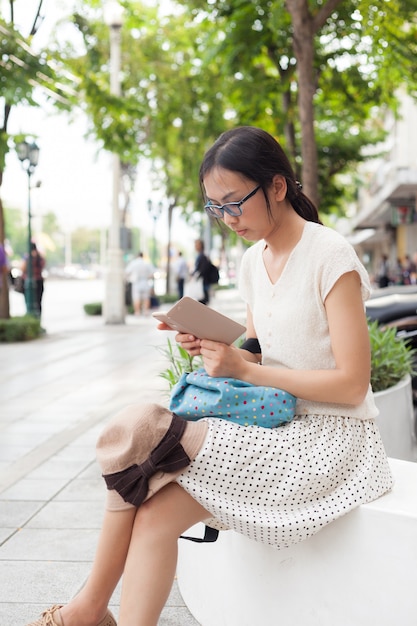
[196, 271, 371, 406]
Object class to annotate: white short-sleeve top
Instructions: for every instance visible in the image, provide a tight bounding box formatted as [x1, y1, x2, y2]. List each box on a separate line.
[238, 221, 378, 420]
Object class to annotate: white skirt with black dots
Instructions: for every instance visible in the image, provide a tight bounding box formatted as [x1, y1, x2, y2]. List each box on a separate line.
[176, 415, 393, 549]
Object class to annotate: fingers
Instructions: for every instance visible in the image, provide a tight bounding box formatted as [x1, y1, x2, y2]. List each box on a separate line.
[157, 322, 175, 331]
[175, 333, 202, 356]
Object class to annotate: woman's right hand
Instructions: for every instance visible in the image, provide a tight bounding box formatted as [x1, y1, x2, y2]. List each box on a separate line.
[175, 332, 202, 356]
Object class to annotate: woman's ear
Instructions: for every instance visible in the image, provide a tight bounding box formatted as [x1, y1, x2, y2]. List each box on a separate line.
[272, 174, 287, 201]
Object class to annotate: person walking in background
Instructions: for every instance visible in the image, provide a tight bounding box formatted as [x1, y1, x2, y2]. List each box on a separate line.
[0, 242, 8, 291]
[377, 254, 390, 288]
[192, 238, 211, 304]
[125, 251, 155, 316]
[174, 251, 188, 299]
[21, 242, 45, 317]
[402, 254, 416, 285]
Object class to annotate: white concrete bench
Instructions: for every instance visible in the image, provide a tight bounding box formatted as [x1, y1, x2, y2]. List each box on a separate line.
[177, 458, 417, 626]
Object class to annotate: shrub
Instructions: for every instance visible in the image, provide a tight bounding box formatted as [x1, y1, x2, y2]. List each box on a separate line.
[84, 294, 178, 317]
[0, 315, 42, 342]
[159, 293, 179, 304]
[369, 319, 416, 392]
[83, 302, 102, 316]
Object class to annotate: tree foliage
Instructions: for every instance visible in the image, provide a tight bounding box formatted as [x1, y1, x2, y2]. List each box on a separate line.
[1, 0, 417, 312]
[176, 0, 417, 208]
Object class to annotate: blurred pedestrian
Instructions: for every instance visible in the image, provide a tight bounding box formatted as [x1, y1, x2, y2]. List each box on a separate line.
[377, 254, 390, 288]
[174, 251, 188, 299]
[21, 242, 45, 317]
[192, 239, 211, 304]
[0, 242, 7, 292]
[402, 254, 416, 285]
[125, 251, 155, 316]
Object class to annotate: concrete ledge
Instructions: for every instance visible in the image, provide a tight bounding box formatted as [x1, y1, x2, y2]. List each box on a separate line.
[177, 458, 417, 626]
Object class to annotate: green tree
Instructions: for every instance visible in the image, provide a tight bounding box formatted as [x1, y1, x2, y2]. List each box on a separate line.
[52, 0, 417, 286]
[4, 0, 416, 312]
[3, 204, 27, 258]
[0, 1, 76, 317]
[58, 3, 231, 292]
[182, 0, 417, 208]
[71, 227, 101, 265]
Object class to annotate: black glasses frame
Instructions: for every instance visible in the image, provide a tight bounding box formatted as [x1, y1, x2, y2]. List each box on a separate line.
[204, 185, 261, 218]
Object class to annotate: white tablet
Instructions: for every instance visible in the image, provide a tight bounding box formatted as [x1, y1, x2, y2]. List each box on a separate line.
[152, 296, 246, 345]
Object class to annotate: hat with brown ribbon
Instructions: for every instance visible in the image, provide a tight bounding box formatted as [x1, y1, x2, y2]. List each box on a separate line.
[96, 403, 208, 511]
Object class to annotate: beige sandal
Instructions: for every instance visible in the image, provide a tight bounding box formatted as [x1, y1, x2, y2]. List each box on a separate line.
[26, 604, 117, 626]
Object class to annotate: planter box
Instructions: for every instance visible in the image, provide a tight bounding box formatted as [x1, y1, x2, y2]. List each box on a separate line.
[374, 374, 417, 462]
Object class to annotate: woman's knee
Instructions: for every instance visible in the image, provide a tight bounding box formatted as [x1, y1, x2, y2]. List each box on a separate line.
[97, 405, 208, 511]
[134, 483, 208, 538]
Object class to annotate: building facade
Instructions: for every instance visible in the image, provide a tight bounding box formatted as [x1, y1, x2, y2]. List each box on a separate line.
[346, 90, 417, 287]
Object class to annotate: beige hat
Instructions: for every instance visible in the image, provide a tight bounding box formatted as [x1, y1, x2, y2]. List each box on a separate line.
[96, 403, 208, 511]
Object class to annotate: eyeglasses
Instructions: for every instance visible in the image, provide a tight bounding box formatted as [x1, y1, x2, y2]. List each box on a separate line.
[204, 185, 261, 218]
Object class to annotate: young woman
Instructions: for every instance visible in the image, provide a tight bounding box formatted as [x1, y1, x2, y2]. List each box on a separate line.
[27, 126, 392, 626]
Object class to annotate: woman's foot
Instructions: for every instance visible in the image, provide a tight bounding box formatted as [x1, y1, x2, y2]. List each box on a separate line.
[26, 605, 117, 626]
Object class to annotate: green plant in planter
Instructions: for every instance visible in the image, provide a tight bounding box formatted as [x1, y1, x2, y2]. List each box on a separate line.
[368, 319, 416, 392]
[158, 338, 203, 391]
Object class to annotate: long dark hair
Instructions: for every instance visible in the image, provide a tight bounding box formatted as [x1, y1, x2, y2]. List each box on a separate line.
[199, 126, 321, 224]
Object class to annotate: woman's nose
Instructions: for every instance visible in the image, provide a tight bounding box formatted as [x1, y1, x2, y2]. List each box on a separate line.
[222, 212, 239, 228]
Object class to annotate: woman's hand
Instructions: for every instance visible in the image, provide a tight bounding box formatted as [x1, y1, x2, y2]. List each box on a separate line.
[156, 322, 175, 332]
[174, 331, 202, 357]
[199, 340, 247, 378]
[156, 324, 202, 357]
[159, 320, 250, 378]
[173, 331, 248, 376]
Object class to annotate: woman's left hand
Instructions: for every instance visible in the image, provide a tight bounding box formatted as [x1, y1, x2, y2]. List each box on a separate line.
[199, 340, 245, 378]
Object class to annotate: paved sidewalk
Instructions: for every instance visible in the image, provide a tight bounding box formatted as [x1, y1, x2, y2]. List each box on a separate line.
[0, 287, 245, 626]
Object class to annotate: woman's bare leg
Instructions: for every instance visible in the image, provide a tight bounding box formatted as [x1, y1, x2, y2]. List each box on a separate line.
[118, 483, 210, 626]
[58, 508, 136, 626]
[53, 485, 209, 626]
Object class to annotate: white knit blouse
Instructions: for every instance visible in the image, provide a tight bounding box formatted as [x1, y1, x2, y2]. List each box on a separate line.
[238, 221, 378, 420]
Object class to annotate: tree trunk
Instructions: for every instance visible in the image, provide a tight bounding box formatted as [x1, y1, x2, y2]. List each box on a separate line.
[282, 89, 299, 179]
[285, 0, 344, 208]
[165, 202, 175, 295]
[285, 0, 319, 207]
[0, 165, 11, 319]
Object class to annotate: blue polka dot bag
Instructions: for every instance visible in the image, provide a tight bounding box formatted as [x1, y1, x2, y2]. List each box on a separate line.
[169, 368, 296, 428]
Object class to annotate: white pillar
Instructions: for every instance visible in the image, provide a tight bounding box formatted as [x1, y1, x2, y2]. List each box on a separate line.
[103, 2, 125, 324]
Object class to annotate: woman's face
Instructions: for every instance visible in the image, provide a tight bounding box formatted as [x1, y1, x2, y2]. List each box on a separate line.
[203, 167, 275, 242]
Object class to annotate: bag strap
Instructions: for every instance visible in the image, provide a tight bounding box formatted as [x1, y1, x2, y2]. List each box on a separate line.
[180, 525, 219, 543]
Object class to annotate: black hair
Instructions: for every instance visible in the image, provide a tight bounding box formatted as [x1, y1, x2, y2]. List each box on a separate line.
[199, 126, 321, 224]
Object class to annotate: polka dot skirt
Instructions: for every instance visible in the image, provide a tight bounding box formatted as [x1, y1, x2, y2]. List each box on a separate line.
[177, 415, 393, 549]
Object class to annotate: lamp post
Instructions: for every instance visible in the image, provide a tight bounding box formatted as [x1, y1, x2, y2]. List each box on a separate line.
[103, 1, 125, 324]
[16, 140, 40, 317]
[147, 199, 163, 267]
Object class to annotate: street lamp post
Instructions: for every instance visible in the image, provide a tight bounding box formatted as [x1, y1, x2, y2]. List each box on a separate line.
[103, 1, 125, 324]
[16, 140, 40, 317]
[147, 199, 163, 267]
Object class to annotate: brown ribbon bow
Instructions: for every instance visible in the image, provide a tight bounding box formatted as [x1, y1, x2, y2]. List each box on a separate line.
[103, 413, 191, 507]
